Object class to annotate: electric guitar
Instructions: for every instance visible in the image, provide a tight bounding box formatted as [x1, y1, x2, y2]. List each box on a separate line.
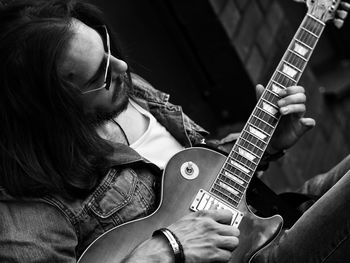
[78, 1, 343, 262]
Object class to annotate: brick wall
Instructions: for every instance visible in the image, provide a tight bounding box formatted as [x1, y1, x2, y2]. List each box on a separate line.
[207, 0, 350, 193]
[209, 0, 291, 84]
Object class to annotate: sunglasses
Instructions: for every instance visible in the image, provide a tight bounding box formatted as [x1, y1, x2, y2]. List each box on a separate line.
[81, 25, 111, 94]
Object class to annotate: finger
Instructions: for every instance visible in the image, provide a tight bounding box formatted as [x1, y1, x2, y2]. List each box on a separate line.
[197, 209, 234, 225]
[277, 93, 306, 107]
[293, 117, 316, 136]
[340, 2, 350, 11]
[255, 84, 265, 100]
[336, 10, 348, 20]
[279, 104, 306, 116]
[217, 236, 240, 251]
[278, 85, 305, 97]
[210, 249, 233, 263]
[334, 18, 345, 28]
[300, 117, 316, 128]
[216, 225, 240, 236]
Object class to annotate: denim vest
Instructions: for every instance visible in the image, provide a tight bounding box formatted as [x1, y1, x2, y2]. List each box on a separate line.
[0, 74, 209, 262]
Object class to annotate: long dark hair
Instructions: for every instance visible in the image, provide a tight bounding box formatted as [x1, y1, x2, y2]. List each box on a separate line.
[0, 0, 128, 199]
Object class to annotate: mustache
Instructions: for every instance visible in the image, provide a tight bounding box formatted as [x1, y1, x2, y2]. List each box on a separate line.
[112, 73, 130, 103]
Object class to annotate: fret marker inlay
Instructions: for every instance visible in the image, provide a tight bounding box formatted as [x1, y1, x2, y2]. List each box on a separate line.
[224, 171, 244, 185]
[230, 160, 250, 174]
[249, 126, 267, 140]
[282, 64, 298, 78]
[238, 147, 256, 162]
[294, 42, 309, 57]
[262, 102, 278, 115]
[219, 182, 239, 196]
[271, 84, 283, 94]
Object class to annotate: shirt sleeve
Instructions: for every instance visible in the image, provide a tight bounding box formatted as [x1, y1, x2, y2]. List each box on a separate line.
[0, 200, 78, 262]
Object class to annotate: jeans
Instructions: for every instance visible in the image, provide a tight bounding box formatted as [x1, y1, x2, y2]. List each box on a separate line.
[254, 155, 350, 262]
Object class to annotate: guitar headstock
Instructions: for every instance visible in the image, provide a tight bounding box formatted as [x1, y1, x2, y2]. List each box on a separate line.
[306, 0, 341, 22]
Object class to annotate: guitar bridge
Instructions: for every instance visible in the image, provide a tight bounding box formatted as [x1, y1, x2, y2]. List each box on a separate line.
[190, 189, 244, 227]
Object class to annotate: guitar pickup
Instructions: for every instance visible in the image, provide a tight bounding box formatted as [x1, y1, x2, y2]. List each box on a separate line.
[190, 189, 244, 227]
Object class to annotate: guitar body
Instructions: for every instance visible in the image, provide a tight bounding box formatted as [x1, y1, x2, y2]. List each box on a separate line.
[79, 147, 283, 263]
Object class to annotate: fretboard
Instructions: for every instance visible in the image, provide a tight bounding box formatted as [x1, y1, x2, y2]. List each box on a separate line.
[210, 14, 325, 209]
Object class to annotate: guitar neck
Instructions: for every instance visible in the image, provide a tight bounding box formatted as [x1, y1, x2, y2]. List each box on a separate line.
[209, 13, 325, 209]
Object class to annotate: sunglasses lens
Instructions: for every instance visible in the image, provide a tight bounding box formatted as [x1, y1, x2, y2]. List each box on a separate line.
[105, 66, 112, 90]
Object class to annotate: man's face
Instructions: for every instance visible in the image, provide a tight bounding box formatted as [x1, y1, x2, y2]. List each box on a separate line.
[58, 19, 129, 124]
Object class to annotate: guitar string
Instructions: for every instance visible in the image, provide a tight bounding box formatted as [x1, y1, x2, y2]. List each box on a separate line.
[210, 15, 325, 207]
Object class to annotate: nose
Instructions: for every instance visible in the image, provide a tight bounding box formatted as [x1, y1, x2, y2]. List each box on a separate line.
[110, 56, 128, 74]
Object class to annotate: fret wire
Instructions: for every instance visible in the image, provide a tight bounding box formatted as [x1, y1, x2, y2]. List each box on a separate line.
[211, 187, 239, 207]
[301, 26, 318, 38]
[254, 106, 279, 126]
[225, 158, 252, 177]
[287, 49, 308, 62]
[255, 108, 280, 129]
[278, 70, 295, 86]
[220, 165, 252, 188]
[233, 143, 259, 162]
[273, 72, 294, 88]
[294, 38, 312, 51]
[276, 69, 298, 83]
[256, 101, 279, 115]
[244, 123, 270, 143]
[220, 170, 248, 187]
[298, 27, 318, 47]
[296, 31, 317, 50]
[266, 83, 285, 99]
[217, 176, 245, 195]
[214, 179, 244, 197]
[284, 50, 306, 69]
[227, 155, 254, 174]
[307, 14, 325, 28]
[250, 115, 274, 135]
[224, 162, 252, 181]
[266, 86, 279, 97]
[303, 16, 323, 41]
[229, 153, 256, 171]
[278, 60, 301, 82]
[210, 13, 326, 207]
[212, 184, 240, 203]
[305, 15, 322, 35]
[306, 16, 322, 36]
[218, 173, 246, 193]
[282, 60, 302, 73]
[284, 52, 307, 72]
[230, 145, 259, 164]
[241, 132, 266, 153]
[256, 104, 279, 120]
[240, 138, 263, 158]
[230, 152, 257, 169]
[262, 91, 280, 107]
[224, 161, 252, 178]
[251, 114, 275, 129]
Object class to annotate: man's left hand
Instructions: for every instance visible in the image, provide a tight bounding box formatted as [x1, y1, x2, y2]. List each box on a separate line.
[256, 84, 316, 153]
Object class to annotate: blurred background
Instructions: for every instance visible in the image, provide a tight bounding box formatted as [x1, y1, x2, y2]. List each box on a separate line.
[91, 0, 350, 194]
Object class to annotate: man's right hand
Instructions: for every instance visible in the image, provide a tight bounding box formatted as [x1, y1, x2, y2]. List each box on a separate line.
[168, 209, 240, 262]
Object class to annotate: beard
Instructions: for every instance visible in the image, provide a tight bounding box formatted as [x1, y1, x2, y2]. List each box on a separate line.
[86, 74, 131, 127]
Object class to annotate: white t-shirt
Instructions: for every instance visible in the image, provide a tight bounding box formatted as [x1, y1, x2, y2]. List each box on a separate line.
[128, 100, 184, 169]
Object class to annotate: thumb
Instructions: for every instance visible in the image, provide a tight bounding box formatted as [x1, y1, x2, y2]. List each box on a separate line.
[299, 117, 316, 134]
[255, 84, 265, 100]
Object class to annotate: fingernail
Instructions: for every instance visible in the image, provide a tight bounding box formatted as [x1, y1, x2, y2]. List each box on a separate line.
[277, 99, 285, 107]
[280, 107, 288, 114]
[278, 90, 287, 96]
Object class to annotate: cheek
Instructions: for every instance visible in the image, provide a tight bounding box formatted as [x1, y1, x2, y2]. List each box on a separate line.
[81, 91, 114, 113]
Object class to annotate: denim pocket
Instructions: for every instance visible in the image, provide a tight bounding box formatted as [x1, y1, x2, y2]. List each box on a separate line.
[89, 168, 137, 219]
